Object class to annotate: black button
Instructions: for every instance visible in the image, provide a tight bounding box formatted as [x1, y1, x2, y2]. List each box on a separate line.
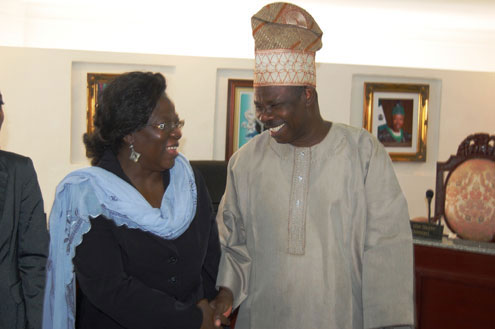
[168, 256, 178, 264]
[168, 276, 177, 284]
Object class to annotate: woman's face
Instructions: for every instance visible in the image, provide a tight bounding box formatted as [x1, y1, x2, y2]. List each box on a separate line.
[131, 94, 182, 171]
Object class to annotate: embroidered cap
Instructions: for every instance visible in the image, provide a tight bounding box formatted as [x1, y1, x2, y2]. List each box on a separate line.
[392, 103, 405, 116]
[251, 2, 323, 87]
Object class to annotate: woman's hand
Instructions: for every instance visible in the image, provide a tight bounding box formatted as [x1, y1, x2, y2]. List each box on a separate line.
[197, 298, 218, 329]
[209, 287, 233, 328]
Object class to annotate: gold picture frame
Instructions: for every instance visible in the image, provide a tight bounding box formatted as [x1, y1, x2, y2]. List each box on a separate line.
[225, 79, 260, 160]
[86, 73, 119, 134]
[364, 82, 429, 162]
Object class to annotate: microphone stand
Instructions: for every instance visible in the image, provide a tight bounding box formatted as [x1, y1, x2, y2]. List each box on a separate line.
[426, 190, 433, 224]
[410, 189, 443, 240]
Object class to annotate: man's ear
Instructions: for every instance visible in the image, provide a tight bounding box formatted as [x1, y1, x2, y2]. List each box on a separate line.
[304, 86, 316, 106]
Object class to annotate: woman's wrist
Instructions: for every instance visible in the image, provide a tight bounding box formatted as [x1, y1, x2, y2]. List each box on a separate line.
[197, 298, 209, 307]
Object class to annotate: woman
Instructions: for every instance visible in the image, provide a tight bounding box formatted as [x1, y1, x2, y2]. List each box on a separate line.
[42, 72, 220, 329]
[0, 91, 49, 329]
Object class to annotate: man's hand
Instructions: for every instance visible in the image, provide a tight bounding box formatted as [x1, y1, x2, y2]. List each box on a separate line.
[209, 287, 234, 328]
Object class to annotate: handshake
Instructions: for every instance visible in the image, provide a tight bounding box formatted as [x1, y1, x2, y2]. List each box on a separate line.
[197, 288, 234, 329]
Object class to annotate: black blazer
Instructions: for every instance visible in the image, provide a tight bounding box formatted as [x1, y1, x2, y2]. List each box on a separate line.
[0, 151, 49, 329]
[73, 152, 221, 329]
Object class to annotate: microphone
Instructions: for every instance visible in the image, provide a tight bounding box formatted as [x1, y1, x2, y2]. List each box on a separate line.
[426, 189, 434, 223]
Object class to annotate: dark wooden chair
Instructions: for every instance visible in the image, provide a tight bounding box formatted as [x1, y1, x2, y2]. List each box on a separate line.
[433, 133, 495, 241]
[190, 160, 228, 214]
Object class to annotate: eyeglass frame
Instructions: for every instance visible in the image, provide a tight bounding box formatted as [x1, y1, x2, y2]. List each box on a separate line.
[146, 119, 185, 132]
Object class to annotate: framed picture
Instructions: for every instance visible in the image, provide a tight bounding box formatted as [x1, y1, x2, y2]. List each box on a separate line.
[363, 82, 429, 161]
[86, 73, 119, 133]
[225, 79, 265, 160]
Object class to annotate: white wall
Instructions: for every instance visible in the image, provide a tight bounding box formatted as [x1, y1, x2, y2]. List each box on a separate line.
[2, 0, 495, 72]
[0, 45, 494, 219]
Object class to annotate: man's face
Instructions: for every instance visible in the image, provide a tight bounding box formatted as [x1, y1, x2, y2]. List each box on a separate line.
[392, 114, 404, 132]
[254, 86, 312, 146]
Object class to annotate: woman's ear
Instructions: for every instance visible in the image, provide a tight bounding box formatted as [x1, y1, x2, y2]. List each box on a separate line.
[123, 134, 133, 145]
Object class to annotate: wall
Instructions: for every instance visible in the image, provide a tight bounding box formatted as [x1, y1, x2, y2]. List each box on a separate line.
[0, 45, 494, 219]
[2, 0, 495, 73]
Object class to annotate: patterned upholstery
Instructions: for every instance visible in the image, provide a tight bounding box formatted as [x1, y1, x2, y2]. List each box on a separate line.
[444, 159, 495, 241]
[434, 133, 495, 242]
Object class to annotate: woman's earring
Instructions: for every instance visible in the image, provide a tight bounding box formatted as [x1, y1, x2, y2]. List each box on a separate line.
[129, 144, 141, 162]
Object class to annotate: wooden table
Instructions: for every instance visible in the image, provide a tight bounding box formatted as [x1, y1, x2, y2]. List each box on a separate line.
[414, 238, 495, 329]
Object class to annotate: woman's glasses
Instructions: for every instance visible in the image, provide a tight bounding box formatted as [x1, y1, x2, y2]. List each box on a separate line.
[147, 119, 185, 132]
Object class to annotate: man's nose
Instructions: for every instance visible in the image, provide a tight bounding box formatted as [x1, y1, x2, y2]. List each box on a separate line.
[257, 109, 272, 123]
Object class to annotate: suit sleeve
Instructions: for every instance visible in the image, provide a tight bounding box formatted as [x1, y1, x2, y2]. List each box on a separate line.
[359, 132, 415, 329]
[17, 158, 49, 329]
[215, 157, 252, 308]
[200, 210, 221, 300]
[191, 166, 221, 301]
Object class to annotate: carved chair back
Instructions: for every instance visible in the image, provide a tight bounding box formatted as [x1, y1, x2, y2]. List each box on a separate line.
[434, 133, 495, 241]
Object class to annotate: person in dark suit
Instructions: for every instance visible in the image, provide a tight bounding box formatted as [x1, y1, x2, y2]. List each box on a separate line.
[42, 72, 221, 329]
[0, 91, 49, 329]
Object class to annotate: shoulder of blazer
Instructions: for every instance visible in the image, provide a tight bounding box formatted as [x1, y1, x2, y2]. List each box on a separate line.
[0, 151, 34, 218]
[0, 150, 32, 174]
[0, 151, 34, 206]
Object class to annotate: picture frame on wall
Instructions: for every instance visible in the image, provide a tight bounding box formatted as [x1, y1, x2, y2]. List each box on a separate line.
[363, 82, 429, 162]
[86, 73, 119, 134]
[225, 79, 265, 160]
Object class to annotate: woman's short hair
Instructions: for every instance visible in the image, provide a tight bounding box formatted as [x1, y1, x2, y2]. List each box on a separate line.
[83, 71, 166, 165]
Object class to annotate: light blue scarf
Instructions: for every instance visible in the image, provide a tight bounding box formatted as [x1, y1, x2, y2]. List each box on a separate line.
[42, 153, 197, 329]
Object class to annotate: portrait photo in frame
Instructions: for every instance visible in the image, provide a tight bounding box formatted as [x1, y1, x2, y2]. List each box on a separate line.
[364, 82, 429, 161]
[225, 79, 266, 160]
[86, 73, 120, 134]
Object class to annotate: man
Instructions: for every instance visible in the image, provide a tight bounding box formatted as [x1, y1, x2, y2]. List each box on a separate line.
[378, 103, 412, 145]
[0, 91, 49, 329]
[211, 2, 415, 329]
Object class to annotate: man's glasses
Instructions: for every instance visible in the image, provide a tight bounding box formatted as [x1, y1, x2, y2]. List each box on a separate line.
[147, 119, 185, 132]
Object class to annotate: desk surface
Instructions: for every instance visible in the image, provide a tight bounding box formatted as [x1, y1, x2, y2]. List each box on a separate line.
[413, 236, 495, 256]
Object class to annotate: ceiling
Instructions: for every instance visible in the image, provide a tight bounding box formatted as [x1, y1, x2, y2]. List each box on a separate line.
[1, 0, 494, 72]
